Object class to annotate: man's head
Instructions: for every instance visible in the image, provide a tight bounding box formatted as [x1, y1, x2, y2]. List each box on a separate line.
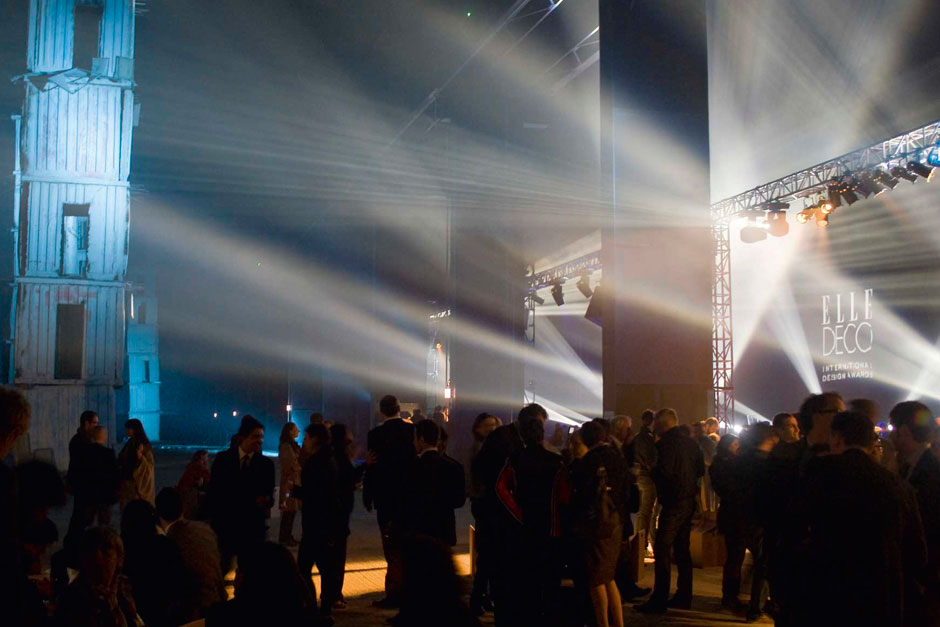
[91, 425, 108, 446]
[309, 412, 324, 426]
[303, 422, 330, 454]
[155, 487, 183, 526]
[379, 395, 400, 419]
[653, 408, 678, 436]
[743, 422, 778, 452]
[0, 387, 30, 460]
[772, 412, 800, 444]
[889, 400, 935, 457]
[79, 410, 98, 436]
[640, 409, 655, 428]
[579, 420, 606, 449]
[238, 415, 265, 455]
[519, 415, 545, 446]
[518, 403, 548, 424]
[415, 419, 441, 453]
[611, 415, 631, 443]
[692, 422, 704, 438]
[798, 392, 845, 446]
[830, 411, 876, 455]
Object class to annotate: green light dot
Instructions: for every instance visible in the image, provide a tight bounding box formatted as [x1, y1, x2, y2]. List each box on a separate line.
[467, 11, 472, 17]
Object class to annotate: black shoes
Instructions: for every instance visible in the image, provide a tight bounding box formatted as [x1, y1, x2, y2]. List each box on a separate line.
[634, 600, 667, 614]
[666, 595, 692, 610]
[620, 584, 652, 602]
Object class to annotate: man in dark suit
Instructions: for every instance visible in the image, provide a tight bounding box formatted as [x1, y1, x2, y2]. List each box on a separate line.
[406, 420, 466, 546]
[636, 408, 704, 614]
[70, 426, 118, 524]
[891, 401, 940, 624]
[363, 395, 416, 607]
[798, 411, 926, 627]
[627, 409, 658, 548]
[63, 410, 102, 561]
[207, 415, 275, 573]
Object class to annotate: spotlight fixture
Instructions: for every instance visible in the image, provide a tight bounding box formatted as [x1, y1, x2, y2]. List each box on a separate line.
[766, 211, 789, 237]
[827, 184, 843, 210]
[839, 176, 860, 204]
[740, 212, 767, 243]
[576, 274, 593, 298]
[872, 168, 899, 190]
[816, 213, 829, 228]
[891, 165, 917, 183]
[762, 200, 789, 212]
[796, 210, 812, 224]
[550, 280, 565, 306]
[855, 172, 884, 197]
[907, 161, 935, 182]
[529, 292, 545, 306]
[928, 144, 940, 167]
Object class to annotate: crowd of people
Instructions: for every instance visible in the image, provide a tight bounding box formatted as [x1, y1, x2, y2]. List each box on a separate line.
[2, 385, 940, 627]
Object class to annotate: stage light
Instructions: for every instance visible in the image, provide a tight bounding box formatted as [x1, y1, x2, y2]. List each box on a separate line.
[551, 281, 565, 306]
[233, 411, 238, 417]
[213, 412, 218, 419]
[816, 213, 829, 228]
[740, 211, 767, 243]
[872, 168, 899, 190]
[766, 211, 788, 237]
[576, 274, 593, 298]
[827, 187, 843, 210]
[286, 404, 292, 412]
[891, 165, 917, 182]
[444, 386, 452, 399]
[855, 172, 884, 197]
[529, 292, 545, 306]
[907, 161, 935, 182]
[762, 200, 789, 212]
[796, 210, 812, 224]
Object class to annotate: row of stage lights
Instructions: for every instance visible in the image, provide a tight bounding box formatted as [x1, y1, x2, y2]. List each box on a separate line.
[741, 153, 937, 243]
[528, 273, 595, 306]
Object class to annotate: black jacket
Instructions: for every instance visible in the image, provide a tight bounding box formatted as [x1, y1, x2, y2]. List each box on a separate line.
[710, 449, 767, 536]
[70, 443, 119, 506]
[496, 442, 568, 539]
[405, 450, 466, 546]
[207, 448, 275, 545]
[652, 427, 704, 508]
[299, 448, 345, 540]
[364, 418, 416, 519]
[797, 449, 926, 627]
[907, 449, 940, 578]
[628, 426, 657, 476]
[570, 444, 634, 537]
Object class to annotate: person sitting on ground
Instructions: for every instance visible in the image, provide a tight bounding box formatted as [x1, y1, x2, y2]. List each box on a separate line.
[176, 449, 211, 520]
[156, 487, 226, 619]
[207, 541, 317, 627]
[54, 527, 139, 627]
[120, 499, 188, 627]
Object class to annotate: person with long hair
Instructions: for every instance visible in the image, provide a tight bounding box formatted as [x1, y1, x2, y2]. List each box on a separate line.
[118, 419, 154, 508]
[177, 449, 211, 520]
[278, 422, 302, 546]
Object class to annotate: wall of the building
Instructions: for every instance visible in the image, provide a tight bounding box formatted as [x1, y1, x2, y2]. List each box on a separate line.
[13, 0, 137, 467]
[121, 293, 160, 439]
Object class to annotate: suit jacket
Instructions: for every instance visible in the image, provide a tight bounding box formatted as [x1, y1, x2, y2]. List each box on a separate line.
[652, 427, 705, 508]
[208, 447, 275, 546]
[628, 427, 657, 476]
[798, 449, 926, 627]
[167, 519, 226, 611]
[406, 450, 466, 545]
[299, 448, 345, 540]
[908, 448, 940, 577]
[71, 443, 119, 506]
[364, 418, 416, 521]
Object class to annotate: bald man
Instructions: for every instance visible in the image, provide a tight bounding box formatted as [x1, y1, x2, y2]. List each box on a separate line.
[636, 408, 705, 614]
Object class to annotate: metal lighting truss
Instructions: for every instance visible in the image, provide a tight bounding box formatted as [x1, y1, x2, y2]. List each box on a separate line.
[527, 251, 602, 292]
[708, 118, 940, 425]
